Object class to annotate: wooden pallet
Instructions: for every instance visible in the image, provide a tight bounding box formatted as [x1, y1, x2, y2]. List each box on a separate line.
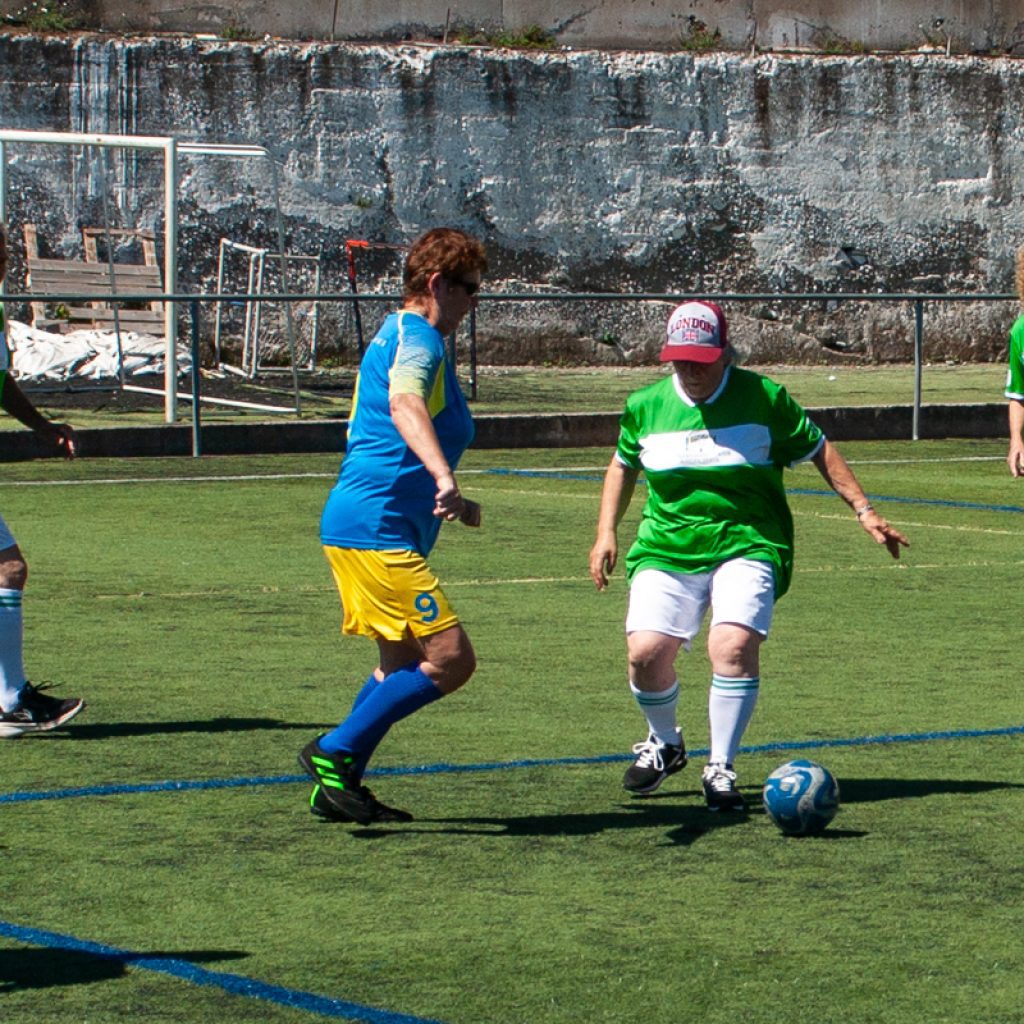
[22, 224, 166, 335]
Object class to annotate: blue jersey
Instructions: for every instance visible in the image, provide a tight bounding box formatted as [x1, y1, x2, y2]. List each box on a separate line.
[320, 311, 475, 556]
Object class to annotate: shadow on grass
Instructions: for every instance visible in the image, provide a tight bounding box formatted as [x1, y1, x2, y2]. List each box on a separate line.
[835, 777, 1024, 803]
[0, 948, 248, 991]
[341, 777, 1023, 844]
[54, 717, 325, 740]
[349, 796, 754, 847]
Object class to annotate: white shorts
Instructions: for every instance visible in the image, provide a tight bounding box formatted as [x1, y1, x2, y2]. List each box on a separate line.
[625, 559, 776, 648]
[0, 512, 15, 552]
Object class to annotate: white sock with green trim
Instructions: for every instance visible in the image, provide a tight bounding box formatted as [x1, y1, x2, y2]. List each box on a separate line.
[629, 679, 681, 748]
[708, 674, 760, 765]
[0, 588, 26, 712]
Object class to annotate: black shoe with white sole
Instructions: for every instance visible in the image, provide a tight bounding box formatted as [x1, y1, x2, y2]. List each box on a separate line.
[0, 683, 85, 739]
[701, 762, 747, 812]
[622, 731, 687, 795]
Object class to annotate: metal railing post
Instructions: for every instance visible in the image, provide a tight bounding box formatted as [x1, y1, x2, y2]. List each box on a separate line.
[913, 299, 924, 441]
[469, 306, 478, 401]
[190, 298, 202, 457]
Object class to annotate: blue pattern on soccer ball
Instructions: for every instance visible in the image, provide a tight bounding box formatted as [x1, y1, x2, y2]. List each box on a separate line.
[762, 759, 840, 836]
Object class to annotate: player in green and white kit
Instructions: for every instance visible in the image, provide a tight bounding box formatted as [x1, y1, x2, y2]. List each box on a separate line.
[590, 301, 909, 810]
[0, 222, 84, 737]
[1005, 249, 1024, 476]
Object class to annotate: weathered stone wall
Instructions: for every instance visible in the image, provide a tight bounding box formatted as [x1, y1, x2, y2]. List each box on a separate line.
[3, 2, 1024, 53]
[1, 33, 1022, 365]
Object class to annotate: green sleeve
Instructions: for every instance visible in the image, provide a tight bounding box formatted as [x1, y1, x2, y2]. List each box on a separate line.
[615, 397, 642, 468]
[766, 379, 824, 467]
[1005, 315, 1024, 400]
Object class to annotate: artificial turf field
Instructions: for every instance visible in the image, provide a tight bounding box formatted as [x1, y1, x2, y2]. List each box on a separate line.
[1, 439, 1022, 1024]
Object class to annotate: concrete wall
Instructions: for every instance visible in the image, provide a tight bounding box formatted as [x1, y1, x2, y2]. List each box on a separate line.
[3, 2, 1024, 52]
[2, 33, 1024, 365]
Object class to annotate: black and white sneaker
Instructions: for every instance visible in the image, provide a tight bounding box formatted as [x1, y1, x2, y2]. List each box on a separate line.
[309, 783, 413, 824]
[0, 683, 85, 738]
[623, 731, 687, 794]
[701, 762, 746, 812]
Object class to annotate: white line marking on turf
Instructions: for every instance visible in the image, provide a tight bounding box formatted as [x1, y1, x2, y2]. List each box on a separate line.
[842, 455, 1003, 465]
[0, 455, 1005, 488]
[94, 559, 1024, 601]
[0, 472, 337, 487]
[94, 576, 584, 600]
[793, 510, 1015, 535]
[796, 559, 1024, 573]
[0, 469, 604, 488]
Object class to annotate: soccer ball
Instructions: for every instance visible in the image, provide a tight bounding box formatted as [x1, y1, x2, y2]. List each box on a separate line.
[762, 759, 840, 836]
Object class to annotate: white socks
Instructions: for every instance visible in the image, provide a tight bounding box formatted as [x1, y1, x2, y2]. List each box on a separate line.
[0, 588, 26, 712]
[630, 674, 761, 761]
[708, 674, 760, 765]
[629, 678, 681, 747]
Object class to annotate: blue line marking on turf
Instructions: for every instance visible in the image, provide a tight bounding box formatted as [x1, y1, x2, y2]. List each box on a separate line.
[481, 469, 1024, 515]
[0, 774, 298, 804]
[2, 723, 1020, 806]
[0, 921, 445, 1024]
[2, 725, 1020, 1021]
[788, 487, 1024, 515]
[483, 468, 605, 482]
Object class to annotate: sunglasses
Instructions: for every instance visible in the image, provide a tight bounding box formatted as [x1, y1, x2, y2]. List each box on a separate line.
[450, 277, 481, 297]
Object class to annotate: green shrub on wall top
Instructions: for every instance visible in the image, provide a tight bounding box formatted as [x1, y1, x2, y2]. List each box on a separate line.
[674, 17, 723, 52]
[456, 24, 556, 50]
[4, 0, 80, 31]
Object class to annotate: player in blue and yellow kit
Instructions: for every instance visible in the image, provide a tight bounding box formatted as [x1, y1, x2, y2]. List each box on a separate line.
[299, 228, 487, 824]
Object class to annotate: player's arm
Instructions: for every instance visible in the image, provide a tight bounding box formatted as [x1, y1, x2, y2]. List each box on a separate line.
[811, 439, 907, 558]
[589, 456, 639, 590]
[388, 328, 475, 524]
[0, 375, 75, 458]
[389, 391, 467, 522]
[1008, 399, 1024, 477]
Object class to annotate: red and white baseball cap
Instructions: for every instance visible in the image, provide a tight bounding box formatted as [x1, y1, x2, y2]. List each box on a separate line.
[660, 301, 728, 364]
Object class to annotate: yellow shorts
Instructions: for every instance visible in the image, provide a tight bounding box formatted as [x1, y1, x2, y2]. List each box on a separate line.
[323, 546, 461, 642]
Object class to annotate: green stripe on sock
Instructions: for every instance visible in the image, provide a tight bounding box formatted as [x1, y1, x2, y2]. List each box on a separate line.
[636, 689, 679, 707]
[711, 675, 760, 692]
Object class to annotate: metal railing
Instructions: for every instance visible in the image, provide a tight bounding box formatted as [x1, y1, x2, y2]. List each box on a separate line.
[1, 287, 1017, 454]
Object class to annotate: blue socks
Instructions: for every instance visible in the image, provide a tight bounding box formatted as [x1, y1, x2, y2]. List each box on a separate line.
[318, 663, 442, 765]
[341, 672, 381, 777]
[349, 673, 380, 714]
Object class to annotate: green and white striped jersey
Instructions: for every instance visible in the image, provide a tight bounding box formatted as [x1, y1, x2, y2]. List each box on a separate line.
[616, 365, 824, 597]
[1005, 314, 1024, 400]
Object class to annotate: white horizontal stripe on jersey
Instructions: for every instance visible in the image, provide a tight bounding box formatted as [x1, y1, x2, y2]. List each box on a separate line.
[638, 423, 773, 471]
